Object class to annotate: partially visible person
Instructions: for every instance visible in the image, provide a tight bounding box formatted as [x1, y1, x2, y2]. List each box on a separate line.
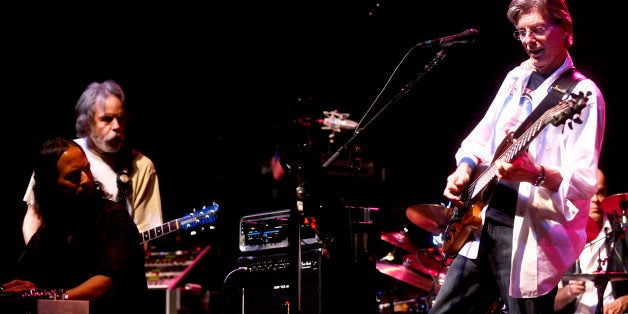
[1, 138, 148, 313]
[22, 79, 163, 247]
[554, 169, 628, 314]
[429, 0, 606, 313]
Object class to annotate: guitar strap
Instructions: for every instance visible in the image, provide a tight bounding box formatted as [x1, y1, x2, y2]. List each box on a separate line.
[513, 67, 586, 138]
[115, 146, 135, 204]
[485, 68, 586, 224]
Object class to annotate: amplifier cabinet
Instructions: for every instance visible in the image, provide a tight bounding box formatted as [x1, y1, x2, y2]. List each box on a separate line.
[232, 207, 380, 314]
[237, 248, 323, 314]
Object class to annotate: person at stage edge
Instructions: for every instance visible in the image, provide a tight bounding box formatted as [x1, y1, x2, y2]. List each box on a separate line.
[554, 169, 628, 314]
[21, 79, 163, 247]
[1, 138, 149, 313]
[429, 0, 606, 313]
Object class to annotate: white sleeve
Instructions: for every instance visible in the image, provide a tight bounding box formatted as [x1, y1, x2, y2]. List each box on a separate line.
[23, 171, 36, 205]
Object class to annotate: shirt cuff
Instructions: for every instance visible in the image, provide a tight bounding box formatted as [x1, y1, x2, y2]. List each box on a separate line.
[458, 157, 477, 171]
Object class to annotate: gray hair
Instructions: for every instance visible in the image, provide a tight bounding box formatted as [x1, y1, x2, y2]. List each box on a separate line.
[507, 0, 573, 47]
[75, 80, 126, 137]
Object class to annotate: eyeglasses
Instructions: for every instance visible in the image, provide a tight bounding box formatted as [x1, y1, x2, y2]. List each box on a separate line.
[513, 25, 552, 41]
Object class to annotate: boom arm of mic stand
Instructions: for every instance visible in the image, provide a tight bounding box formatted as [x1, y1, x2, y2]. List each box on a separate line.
[322, 131, 360, 168]
[322, 49, 448, 168]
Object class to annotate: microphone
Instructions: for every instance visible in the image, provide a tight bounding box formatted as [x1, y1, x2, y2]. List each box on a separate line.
[317, 110, 358, 132]
[417, 28, 479, 48]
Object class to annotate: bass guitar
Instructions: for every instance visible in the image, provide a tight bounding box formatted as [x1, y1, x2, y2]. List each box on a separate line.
[140, 202, 219, 243]
[441, 91, 591, 257]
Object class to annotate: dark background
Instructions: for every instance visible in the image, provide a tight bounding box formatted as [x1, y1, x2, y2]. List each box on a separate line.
[0, 0, 622, 292]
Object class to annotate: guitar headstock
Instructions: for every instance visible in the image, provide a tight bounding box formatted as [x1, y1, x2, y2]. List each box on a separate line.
[549, 91, 591, 127]
[179, 202, 219, 230]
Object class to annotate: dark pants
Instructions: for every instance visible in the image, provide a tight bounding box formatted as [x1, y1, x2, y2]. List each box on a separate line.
[428, 215, 557, 314]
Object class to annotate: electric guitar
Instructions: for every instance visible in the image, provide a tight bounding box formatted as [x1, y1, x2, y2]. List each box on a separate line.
[441, 91, 591, 257]
[139, 202, 219, 243]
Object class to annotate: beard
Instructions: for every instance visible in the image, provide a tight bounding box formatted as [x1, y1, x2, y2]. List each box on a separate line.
[90, 131, 123, 153]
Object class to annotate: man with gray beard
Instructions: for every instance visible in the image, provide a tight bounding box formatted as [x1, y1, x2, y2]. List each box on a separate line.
[21, 80, 163, 247]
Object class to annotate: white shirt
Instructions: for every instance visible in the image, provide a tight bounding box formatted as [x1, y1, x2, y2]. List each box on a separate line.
[454, 54, 606, 297]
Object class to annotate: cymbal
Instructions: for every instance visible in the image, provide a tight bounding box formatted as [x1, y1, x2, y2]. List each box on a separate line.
[406, 204, 451, 234]
[563, 272, 628, 282]
[381, 231, 420, 253]
[376, 261, 436, 292]
[402, 250, 451, 278]
[601, 193, 628, 215]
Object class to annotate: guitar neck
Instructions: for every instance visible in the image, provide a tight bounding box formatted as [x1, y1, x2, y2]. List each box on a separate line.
[139, 203, 219, 244]
[466, 112, 551, 204]
[141, 219, 180, 243]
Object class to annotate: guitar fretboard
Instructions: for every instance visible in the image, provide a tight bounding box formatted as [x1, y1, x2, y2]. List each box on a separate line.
[140, 203, 219, 244]
[142, 220, 179, 243]
[466, 97, 580, 203]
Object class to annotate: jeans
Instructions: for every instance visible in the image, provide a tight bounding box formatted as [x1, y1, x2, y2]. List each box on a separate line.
[428, 215, 557, 314]
[428, 216, 511, 314]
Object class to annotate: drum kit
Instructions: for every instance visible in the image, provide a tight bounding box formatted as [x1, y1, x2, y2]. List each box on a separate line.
[376, 203, 453, 313]
[376, 194, 628, 313]
[601, 192, 628, 217]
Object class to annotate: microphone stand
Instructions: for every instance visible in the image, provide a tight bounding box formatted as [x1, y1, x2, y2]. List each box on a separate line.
[290, 183, 304, 314]
[619, 197, 628, 266]
[281, 144, 322, 314]
[322, 49, 448, 168]
[286, 148, 305, 314]
[593, 214, 622, 314]
[316, 49, 448, 313]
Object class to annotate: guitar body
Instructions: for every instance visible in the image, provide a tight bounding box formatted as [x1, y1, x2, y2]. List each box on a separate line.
[442, 200, 484, 257]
